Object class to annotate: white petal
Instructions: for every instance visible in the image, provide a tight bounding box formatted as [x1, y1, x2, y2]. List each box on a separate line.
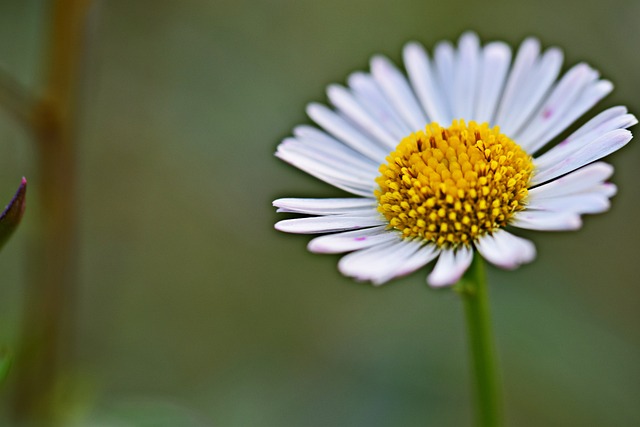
[347, 72, 413, 139]
[475, 230, 536, 270]
[528, 162, 613, 199]
[494, 37, 541, 135]
[289, 128, 380, 172]
[427, 246, 474, 288]
[273, 197, 377, 215]
[275, 214, 386, 234]
[276, 141, 377, 197]
[370, 55, 428, 130]
[371, 242, 438, 285]
[403, 42, 451, 125]
[277, 142, 375, 178]
[474, 235, 504, 267]
[327, 84, 399, 149]
[474, 41, 511, 124]
[502, 47, 563, 135]
[510, 210, 582, 231]
[433, 41, 456, 117]
[534, 109, 636, 169]
[559, 106, 629, 142]
[595, 182, 617, 198]
[514, 63, 599, 151]
[275, 164, 370, 197]
[522, 79, 613, 154]
[307, 103, 389, 162]
[307, 226, 398, 253]
[526, 193, 610, 214]
[452, 32, 480, 120]
[388, 244, 440, 282]
[338, 239, 424, 285]
[531, 129, 632, 185]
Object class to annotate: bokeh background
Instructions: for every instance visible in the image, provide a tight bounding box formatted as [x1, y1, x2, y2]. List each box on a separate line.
[0, 0, 639, 426]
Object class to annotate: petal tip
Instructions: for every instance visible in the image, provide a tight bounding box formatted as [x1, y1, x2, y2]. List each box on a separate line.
[307, 239, 329, 254]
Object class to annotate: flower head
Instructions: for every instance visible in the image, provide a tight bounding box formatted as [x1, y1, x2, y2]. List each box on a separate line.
[274, 32, 635, 287]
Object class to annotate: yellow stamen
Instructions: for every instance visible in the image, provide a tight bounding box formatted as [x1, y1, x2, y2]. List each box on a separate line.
[375, 120, 533, 247]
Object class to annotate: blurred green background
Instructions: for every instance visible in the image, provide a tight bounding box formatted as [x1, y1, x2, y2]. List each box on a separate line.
[0, 0, 639, 426]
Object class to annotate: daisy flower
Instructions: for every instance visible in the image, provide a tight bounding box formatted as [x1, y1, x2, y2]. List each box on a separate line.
[273, 32, 635, 287]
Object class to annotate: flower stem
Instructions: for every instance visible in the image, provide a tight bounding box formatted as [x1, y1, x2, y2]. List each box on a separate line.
[455, 255, 502, 427]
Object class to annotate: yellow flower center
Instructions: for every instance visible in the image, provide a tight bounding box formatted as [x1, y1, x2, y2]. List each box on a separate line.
[375, 120, 534, 247]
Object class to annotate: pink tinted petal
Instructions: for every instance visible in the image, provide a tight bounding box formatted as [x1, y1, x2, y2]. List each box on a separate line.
[515, 63, 599, 151]
[532, 129, 632, 185]
[275, 214, 385, 234]
[307, 226, 398, 254]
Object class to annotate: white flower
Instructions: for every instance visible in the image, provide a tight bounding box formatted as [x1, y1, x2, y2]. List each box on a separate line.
[273, 32, 635, 287]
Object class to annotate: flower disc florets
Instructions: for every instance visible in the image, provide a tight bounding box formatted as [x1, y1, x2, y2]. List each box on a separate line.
[376, 120, 534, 248]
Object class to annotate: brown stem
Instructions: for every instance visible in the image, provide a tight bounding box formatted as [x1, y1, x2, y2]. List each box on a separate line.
[11, 1, 91, 425]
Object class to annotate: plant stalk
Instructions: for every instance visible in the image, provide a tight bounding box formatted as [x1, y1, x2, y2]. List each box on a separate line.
[456, 256, 502, 427]
[11, 1, 91, 425]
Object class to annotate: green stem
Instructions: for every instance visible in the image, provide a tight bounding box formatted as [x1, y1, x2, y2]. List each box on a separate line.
[456, 256, 502, 427]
